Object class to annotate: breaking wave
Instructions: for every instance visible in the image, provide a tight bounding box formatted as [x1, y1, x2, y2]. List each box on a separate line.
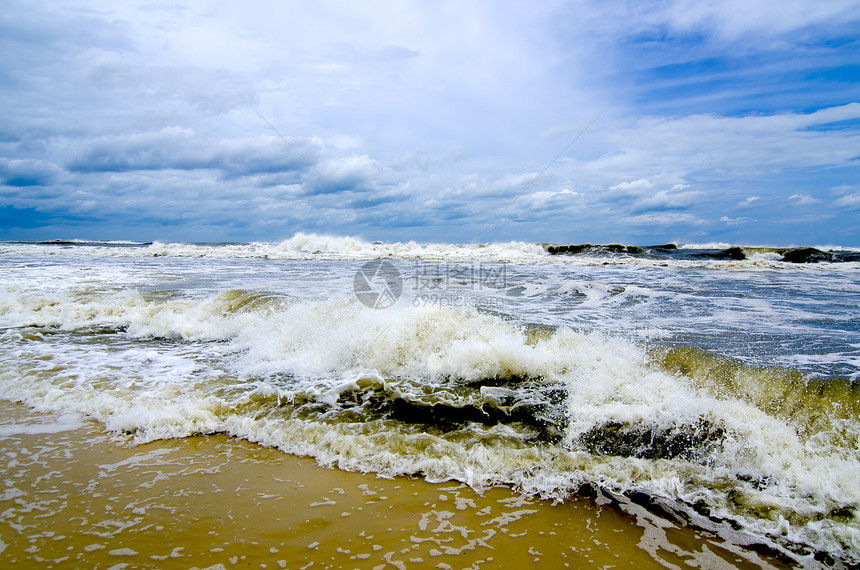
[3, 233, 859, 267]
[0, 286, 858, 565]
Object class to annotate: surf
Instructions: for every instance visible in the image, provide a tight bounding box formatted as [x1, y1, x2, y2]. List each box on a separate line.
[1, 283, 858, 564]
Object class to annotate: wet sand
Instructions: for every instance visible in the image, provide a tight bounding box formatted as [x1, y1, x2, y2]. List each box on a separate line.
[0, 400, 787, 569]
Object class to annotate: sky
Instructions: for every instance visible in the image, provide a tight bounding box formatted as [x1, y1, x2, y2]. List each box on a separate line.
[1, 0, 859, 246]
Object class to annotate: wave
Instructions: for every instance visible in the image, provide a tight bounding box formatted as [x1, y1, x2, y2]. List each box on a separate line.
[0, 286, 857, 565]
[653, 346, 860, 448]
[3, 234, 859, 266]
[679, 242, 735, 250]
[546, 243, 860, 264]
[21, 239, 152, 246]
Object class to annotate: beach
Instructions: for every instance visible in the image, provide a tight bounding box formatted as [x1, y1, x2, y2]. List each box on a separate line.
[0, 400, 789, 569]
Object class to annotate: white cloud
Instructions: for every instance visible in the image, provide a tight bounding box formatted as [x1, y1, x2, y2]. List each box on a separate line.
[315, 154, 382, 191]
[789, 193, 819, 205]
[660, 0, 860, 40]
[634, 188, 703, 212]
[624, 212, 702, 225]
[610, 178, 654, 192]
[835, 193, 860, 210]
[720, 216, 752, 225]
[601, 105, 860, 173]
[528, 188, 581, 208]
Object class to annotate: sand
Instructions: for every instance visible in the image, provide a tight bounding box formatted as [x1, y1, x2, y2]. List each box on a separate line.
[0, 400, 787, 569]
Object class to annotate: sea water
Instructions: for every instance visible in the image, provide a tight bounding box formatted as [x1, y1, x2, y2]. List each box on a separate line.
[0, 235, 858, 567]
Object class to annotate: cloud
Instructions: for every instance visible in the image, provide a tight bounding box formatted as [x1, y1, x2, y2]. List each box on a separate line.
[719, 216, 752, 225]
[66, 129, 337, 186]
[633, 188, 703, 212]
[68, 127, 201, 173]
[835, 193, 860, 210]
[582, 1, 860, 116]
[0, 158, 62, 187]
[788, 193, 819, 206]
[527, 188, 581, 209]
[658, 0, 860, 40]
[623, 212, 702, 226]
[603, 105, 860, 173]
[610, 178, 654, 193]
[0, 0, 858, 244]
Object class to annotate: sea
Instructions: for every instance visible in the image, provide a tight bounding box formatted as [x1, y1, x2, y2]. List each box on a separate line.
[0, 234, 858, 568]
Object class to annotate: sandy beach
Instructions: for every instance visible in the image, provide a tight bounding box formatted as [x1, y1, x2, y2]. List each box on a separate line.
[0, 400, 790, 569]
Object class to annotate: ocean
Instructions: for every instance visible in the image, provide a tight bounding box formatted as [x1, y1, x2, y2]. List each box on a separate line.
[0, 234, 858, 568]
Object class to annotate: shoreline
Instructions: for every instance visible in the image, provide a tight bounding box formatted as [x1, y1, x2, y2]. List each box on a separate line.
[0, 400, 787, 569]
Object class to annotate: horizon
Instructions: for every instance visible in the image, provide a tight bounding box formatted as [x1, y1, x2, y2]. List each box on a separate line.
[4, 232, 860, 252]
[1, 1, 859, 246]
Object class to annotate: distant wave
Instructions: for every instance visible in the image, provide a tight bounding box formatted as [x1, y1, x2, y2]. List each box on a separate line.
[8, 239, 153, 246]
[1, 234, 859, 265]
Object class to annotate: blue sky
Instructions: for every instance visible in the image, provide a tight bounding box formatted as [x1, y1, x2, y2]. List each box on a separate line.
[1, 0, 859, 246]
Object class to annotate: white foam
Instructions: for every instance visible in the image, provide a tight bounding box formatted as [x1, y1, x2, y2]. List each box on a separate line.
[678, 242, 733, 250]
[0, 413, 84, 437]
[276, 232, 375, 253]
[1, 235, 549, 262]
